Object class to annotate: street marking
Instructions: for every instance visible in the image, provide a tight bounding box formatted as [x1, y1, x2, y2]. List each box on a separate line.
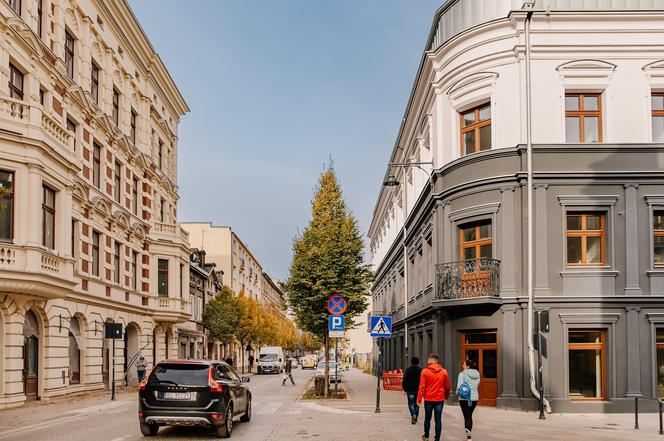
[70, 400, 130, 414]
[109, 435, 133, 441]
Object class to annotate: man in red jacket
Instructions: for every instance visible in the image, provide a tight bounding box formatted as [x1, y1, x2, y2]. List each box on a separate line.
[416, 353, 451, 441]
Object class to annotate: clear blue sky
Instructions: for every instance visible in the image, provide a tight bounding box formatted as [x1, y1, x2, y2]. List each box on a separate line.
[128, 0, 441, 280]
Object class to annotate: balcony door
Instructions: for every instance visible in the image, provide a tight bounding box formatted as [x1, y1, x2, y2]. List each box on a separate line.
[461, 331, 498, 406]
[459, 221, 493, 297]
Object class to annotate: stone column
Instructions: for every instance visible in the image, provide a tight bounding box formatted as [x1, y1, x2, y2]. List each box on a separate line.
[624, 184, 642, 295]
[26, 164, 43, 247]
[52, 0, 65, 59]
[534, 184, 551, 296]
[442, 203, 452, 263]
[625, 306, 642, 396]
[103, 48, 113, 116]
[500, 306, 519, 399]
[500, 187, 517, 296]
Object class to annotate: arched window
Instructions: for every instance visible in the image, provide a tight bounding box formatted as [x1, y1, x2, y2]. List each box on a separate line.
[68, 318, 84, 384]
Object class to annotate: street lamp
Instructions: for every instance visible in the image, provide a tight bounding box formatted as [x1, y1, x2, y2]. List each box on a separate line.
[381, 160, 433, 370]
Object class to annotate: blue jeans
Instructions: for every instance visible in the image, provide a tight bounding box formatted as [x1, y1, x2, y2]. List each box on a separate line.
[423, 401, 444, 441]
[406, 393, 419, 417]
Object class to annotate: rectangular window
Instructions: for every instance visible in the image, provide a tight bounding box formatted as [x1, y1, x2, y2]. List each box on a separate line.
[7, 0, 20, 15]
[131, 250, 138, 290]
[39, 88, 44, 105]
[91, 62, 99, 104]
[92, 143, 101, 188]
[37, 0, 42, 38]
[112, 88, 119, 126]
[113, 241, 120, 284]
[42, 185, 55, 249]
[0, 170, 14, 241]
[566, 213, 605, 266]
[9, 63, 24, 100]
[132, 176, 139, 215]
[157, 140, 163, 169]
[64, 30, 75, 79]
[568, 330, 605, 400]
[460, 103, 491, 155]
[657, 329, 664, 398]
[160, 197, 165, 222]
[130, 109, 137, 143]
[459, 220, 492, 261]
[113, 162, 121, 203]
[71, 219, 76, 260]
[91, 231, 100, 276]
[653, 93, 664, 143]
[565, 93, 602, 143]
[654, 210, 664, 266]
[158, 259, 169, 297]
[66, 118, 76, 134]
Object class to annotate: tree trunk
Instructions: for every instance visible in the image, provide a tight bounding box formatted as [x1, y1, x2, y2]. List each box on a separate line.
[324, 334, 329, 398]
[241, 342, 246, 374]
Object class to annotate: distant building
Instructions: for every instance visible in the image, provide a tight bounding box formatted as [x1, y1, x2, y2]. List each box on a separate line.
[177, 249, 221, 360]
[261, 272, 285, 312]
[181, 223, 262, 301]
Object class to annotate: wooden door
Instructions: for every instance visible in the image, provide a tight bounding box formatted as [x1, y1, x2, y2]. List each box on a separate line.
[23, 336, 38, 400]
[461, 331, 498, 406]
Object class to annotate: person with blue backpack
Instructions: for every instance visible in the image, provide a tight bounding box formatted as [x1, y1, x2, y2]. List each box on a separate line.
[456, 359, 480, 440]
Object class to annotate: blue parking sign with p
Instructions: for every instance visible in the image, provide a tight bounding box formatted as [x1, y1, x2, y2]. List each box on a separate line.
[328, 315, 345, 331]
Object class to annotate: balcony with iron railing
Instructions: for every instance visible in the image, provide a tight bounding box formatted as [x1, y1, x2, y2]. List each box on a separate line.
[434, 257, 501, 302]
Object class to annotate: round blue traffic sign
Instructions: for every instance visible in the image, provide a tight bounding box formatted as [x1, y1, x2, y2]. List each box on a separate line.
[326, 294, 347, 315]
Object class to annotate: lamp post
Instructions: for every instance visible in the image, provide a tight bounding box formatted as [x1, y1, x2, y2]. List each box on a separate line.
[382, 160, 433, 369]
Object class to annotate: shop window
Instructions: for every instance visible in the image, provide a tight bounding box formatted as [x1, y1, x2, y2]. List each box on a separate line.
[566, 213, 605, 266]
[565, 93, 602, 143]
[460, 103, 491, 155]
[568, 330, 605, 400]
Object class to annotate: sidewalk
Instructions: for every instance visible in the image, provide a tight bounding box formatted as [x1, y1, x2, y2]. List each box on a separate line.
[314, 368, 663, 440]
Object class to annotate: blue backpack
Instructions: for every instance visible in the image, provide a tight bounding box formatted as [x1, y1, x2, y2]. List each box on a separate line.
[458, 373, 472, 400]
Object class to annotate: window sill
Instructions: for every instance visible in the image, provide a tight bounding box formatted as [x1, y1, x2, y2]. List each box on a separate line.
[560, 269, 618, 277]
[647, 270, 664, 277]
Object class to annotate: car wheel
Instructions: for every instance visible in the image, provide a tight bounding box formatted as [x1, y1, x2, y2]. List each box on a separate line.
[139, 422, 159, 436]
[217, 403, 233, 438]
[240, 396, 251, 422]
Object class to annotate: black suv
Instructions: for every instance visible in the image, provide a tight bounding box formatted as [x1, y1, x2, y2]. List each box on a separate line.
[138, 360, 251, 438]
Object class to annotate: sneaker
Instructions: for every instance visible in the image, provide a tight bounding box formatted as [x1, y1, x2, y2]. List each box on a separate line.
[421, 436, 429, 441]
[411, 415, 417, 425]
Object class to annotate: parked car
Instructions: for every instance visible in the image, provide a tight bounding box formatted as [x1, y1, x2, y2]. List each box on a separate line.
[257, 346, 284, 374]
[316, 361, 342, 383]
[138, 360, 251, 438]
[301, 355, 317, 370]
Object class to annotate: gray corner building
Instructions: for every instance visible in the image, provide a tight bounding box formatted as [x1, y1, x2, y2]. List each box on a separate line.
[368, 0, 664, 413]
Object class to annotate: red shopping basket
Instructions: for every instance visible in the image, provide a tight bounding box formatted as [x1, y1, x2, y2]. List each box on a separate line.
[382, 369, 403, 391]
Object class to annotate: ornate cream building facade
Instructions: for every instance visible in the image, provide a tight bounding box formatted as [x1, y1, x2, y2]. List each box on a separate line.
[0, 0, 189, 408]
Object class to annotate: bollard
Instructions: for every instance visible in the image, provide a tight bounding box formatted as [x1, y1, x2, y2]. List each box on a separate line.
[635, 396, 639, 430]
[659, 400, 663, 436]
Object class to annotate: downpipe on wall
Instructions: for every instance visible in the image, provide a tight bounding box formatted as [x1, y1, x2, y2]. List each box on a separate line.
[524, 3, 552, 414]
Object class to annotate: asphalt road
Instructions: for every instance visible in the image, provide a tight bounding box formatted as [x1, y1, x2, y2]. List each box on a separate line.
[0, 368, 314, 441]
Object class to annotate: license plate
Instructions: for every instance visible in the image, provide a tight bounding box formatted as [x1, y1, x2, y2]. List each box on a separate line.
[163, 392, 191, 400]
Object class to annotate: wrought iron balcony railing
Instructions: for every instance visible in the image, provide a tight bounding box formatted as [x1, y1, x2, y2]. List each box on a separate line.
[435, 258, 500, 300]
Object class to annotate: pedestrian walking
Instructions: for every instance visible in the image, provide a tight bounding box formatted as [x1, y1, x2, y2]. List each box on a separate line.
[402, 356, 422, 424]
[282, 358, 295, 386]
[416, 353, 451, 441]
[248, 354, 254, 373]
[456, 359, 480, 441]
[136, 355, 148, 382]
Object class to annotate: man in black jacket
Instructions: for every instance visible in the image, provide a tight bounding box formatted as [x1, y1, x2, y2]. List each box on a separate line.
[402, 357, 422, 424]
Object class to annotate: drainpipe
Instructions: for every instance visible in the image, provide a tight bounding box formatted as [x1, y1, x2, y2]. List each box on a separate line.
[402, 170, 409, 368]
[524, 2, 552, 414]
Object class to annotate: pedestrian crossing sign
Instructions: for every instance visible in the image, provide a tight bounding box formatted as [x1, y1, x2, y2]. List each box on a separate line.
[369, 316, 392, 337]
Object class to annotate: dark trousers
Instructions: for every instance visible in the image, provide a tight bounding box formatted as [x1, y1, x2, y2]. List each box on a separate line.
[406, 392, 419, 417]
[137, 369, 146, 381]
[460, 400, 477, 437]
[282, 372, 294, 385]
[423, 401, 444, 441]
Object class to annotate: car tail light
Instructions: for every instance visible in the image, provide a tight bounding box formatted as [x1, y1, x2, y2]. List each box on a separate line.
[211, 413, 222, 419]
[138, 367, 154, 391]
[209, 367, 223, 393]
[138, 412, 144, 417]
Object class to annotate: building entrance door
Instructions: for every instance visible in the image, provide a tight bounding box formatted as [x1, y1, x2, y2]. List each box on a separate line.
[23, 310, 40, 401]
[461, 331, 498, 406]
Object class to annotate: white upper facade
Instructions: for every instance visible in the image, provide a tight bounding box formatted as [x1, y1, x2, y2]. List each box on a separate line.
[369, 2, 664, 270]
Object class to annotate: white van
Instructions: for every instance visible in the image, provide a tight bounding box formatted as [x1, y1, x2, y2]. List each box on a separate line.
[257, 346, 284, 374]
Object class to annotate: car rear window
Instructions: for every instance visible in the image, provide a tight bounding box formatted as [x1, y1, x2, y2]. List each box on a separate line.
[148, 363, 209, 386]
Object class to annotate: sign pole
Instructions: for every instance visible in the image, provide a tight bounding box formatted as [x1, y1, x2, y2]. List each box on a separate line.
[111, 335, 116, 401]
[537, 311, 545, 419]
[375, 341, 381, 413]
[335, 338, 339, 397]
